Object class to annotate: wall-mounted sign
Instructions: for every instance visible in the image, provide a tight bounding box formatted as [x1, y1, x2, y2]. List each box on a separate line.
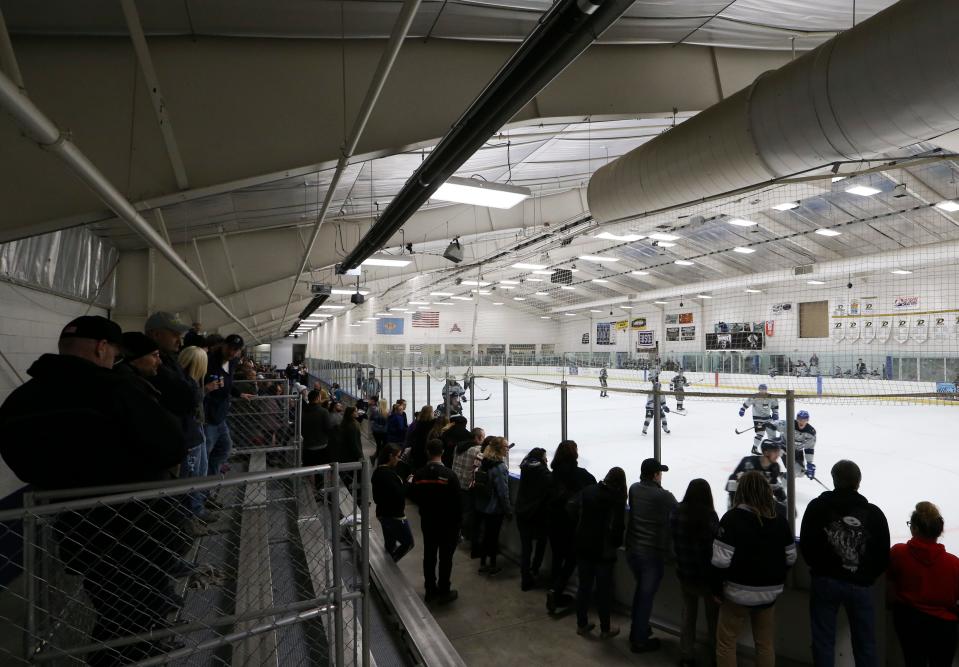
[681, 326, 696, 341]
[893, 295, 920, 310]
[636, 330, 656, 348]
[631, 317, 647, 330]
[679, 312, 694, 324]
[581, 333, 590, 345]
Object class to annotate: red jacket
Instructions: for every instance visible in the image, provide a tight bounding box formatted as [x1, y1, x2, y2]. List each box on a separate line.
[888, 538, 959, 621]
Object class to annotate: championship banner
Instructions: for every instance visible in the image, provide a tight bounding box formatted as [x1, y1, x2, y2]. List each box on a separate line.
[895, 317, 910, 343]
[911, 316, 929, 343]
[933, 316, 949, 340]
[596, 322, 616, 345]
[636, 330, 656, 349]
[861, 298, 877, 317]
[862, 319, 876, 343]
[876, 318, 892, 343]
[845, 319, 861, 342]
[831, 319, 845, 343]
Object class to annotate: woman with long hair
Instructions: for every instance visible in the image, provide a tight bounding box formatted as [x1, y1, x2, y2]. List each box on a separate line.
[407, 405, 435, 470]
[572, 466, 627, 639]
[471, 437, 513, 576]
[386, 401, 408, 446]
[177, 346, 219, 523]
[516, 447, 551, 591]
[712, 472, 796, 667]
[671, 479, 721, 666]
[888, 501, 959, 667]
[368, 397, 389, 462]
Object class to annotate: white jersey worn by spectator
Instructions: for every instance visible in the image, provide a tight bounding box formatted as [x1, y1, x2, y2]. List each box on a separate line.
[641, 395, 670, 435]
[738, 384, 779, 453]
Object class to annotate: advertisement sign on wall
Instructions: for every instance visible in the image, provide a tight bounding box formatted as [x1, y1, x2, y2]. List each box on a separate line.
[636, 330, 656, 348]
[680, 326, 696, 341]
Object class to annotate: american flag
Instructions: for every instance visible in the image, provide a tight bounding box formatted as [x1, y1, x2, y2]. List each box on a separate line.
[412, 311, 440, 328]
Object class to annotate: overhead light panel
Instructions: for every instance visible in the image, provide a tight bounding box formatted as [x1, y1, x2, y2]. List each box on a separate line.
[733, 247, 755, 254]
[432, 176, 531, 209]
[461, 280, 490, 286]
[430, 291, 453, 296]
[621, 306, 633, 310]
[362, 256, 411, 267]
[656, 241, 677, 247]
[579, 255, 619, 263]
[592, 279, 609, 283]
[815, 228, 842, 237]
[499, 280, 520, 285]
[389, 308, 409, 312]
[540, 316, 551, 319]
[492, 302, 504, 306]
[565, 312, 576, 316]
[408, 301, 430, 305]
[535, 291, 549, 296]
[374, 312, 391, 316]
[595, 232, 645, 242]
[935, 200, 959, 212]
[674, 260, 695, 266]
[891, 269, 913, 275]
[589, 309, 601, 313]
[330, 289, 370, 295]
[745, 288, 762, 293]
[513, 297, 526, 301]
[631, 271, 650, 276]
[654, 300, 668, 305]
[697, 294, 713, 299]
[727, 218, 758, 227]
[432, 302, 452, 306]
[807, 280, 825, 285]
[450, 295, 472, 301]
[560, 286, 575, 290]
[649, 233, 680, 242]
[531, 269, 554, 275]
[470, 289, 492, 294]
[318, 305, 345, 310]
[772, 202, 800, 211]
[514, 263, 548, 270]
[498, 286, 515, 290]
[526, 278, 543, 282]
[831, 176, 846, 183]
[846, 185, 881, 196]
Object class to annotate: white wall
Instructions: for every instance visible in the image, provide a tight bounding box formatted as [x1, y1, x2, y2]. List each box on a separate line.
[269, 338, 295, 367]
[0, 281, 107, 498]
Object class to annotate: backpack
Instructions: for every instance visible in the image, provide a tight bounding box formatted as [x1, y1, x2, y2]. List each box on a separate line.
[471, 463, 493, 504]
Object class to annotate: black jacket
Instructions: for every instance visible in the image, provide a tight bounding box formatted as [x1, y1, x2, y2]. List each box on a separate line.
[371, 465, 407, 519]
[302, 402, 333, 451]
[799, 489, 891, 586]
[548, 462, 597, 533]
[0, 354, 185, 489]
[515, 460, 551, 526]
[570, 482, 625, 562]
[149, 351, 197, 420]
[410, 461, 462, 529]
[330, 420, 363, 464]
[671, 503, 720, 586]
[203, 349, 241, 425]
[441, 422, 472, 467]
[407, 418, 435, 470]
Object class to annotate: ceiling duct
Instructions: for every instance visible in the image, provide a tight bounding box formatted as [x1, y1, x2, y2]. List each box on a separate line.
[587, 0, 959, 223]
[336, 0, 637, 273]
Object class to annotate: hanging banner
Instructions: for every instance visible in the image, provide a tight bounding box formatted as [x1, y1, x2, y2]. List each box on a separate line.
[596, 322, 616, 345]
[636, 330, 656, 348]
[933, 316, 949, 340]
[831, 320, 845, 343]
[665, 314, 679, 325]
[765, 321, 775, 337]
[862, 319, 876, 343]
[631, 317, 647, 330]
[614, 320, 629, 331]
[895, 317, 910, 343]
[845, 319, 861, 342]
[912, 316, 929, 343]
[849, 299, 861, 316]
[376, 318, 405, 335]
[833, 303, 847, 316]
[861, 297, 877, 317]
[679, 312, 694, 324]
[876, 318, 892, 343]
[581, 333, 590, 345]
[893, 296, 920, 310]
[666, 327, 680, 341]
[681, 326, 696, 341]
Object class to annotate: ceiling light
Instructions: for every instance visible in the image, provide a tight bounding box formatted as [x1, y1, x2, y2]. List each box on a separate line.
[697, 294, 713, 299]
[649, 233, 680, 242]
[595, 232, 645, 242]
[432, 176, 531, 209]
[389, 308, 408, 312]
[745, 289, 762, 293]
[935, 200, 959, 212]
[526, 278, 543, 282]
[565, 313, 576, 316]
[531, 269, 554, 275]
[846, 185, 881, 196]
[831, 176, 846, 183]
[499, 280, 520, 285]
[408, 301, 430, 305]
[592, 279, 609, 283]
[631, 271, 650, 276]
[450, 295, 472, 301]
[891, 269, 913, 275]
[432, 302, 452, 306]
[513, 297, 526, 301]
[369, 317, 381, 320]
[375, 312, 391, 316]
[361, 257, 411, 267]
[514, 263, 548, 270]
[727, 218, 758, 227]
[656, 241, 677, 248]
[807, 280, 825, 285]
[733, 247, 755, 254]
[815, 228, 842, 237]
[674, 260, 695, 266]
[621, 306, 633, 309]
[461, 280, 490, 286]
[470, 289, 492, 294]
[540, 316, 551, 319]
[772, 202, 800, 211]
[589, 309, 601, 313]
[579, 255, 619, 263]
[319, 305, 345, 310]
[560, 286, 575, 290]
[654, 301, 668, 305]
[535, 291, 548, 296]
[348, 324, 361, 327]
[330, 289, 370, 295]
[430, 292, 453, 296]
[498, 285, 515, 290]
[492, 302, 504, 306]
[417, 306, 430, 310]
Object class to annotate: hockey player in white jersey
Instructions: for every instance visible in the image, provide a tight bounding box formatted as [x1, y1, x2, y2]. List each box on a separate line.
[738, 384, 779, 454]
[770, 409, 817, 479]
[726, 437, 787, 509]
[599, 366, 609, 398]
[670, 370, 689, 411]
[641, 391, 670, 435]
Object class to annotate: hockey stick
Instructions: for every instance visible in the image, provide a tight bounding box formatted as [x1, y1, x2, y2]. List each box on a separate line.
[669, 409, 687, 417]
[734, 427, 755, 435]
[812, 476, 832, 491]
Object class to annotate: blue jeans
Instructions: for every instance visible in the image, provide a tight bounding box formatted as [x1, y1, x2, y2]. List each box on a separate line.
[180, 432, 208, 517]
[627, 552, 665, 644]
[378, 517, 414, 563]
[810, 575, 878, 667]
[576, 559, 615, 632]
[205, 422, 234, 478]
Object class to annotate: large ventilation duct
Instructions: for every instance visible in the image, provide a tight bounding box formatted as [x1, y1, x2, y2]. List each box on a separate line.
[587, 0, 959, 224]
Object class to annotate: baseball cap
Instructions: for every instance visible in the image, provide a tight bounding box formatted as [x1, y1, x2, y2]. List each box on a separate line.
[60, 316, 122, 345]
[121, 332, 160, 360]
[640, 458, 669, 477]
[224, 334, 244, 349]
[144, 311, 190, 335]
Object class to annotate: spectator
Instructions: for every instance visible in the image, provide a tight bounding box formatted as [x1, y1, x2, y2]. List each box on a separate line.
[440, 414, 470, 467]
[183, 321, 204, 348]
[712, 471, 796, 667]
[117, 332, 162, 382]
[625, 458, 678, 653]
[410, 439, 462, 604]
[368, 397, 389, 462]
[570, 466, 627, 639]
[204, 334, 254, 481]
[516, 447, 551, 591]
[331, 383, 344, 402]
[177, 345, 221, 529]
[328, 400, 345, 428]
[546, 440, 597, 615]
[371, 444, 414, 562]
[800, 460, 890, 667]
[144, 312, 198, 434]
[452, 427, 485, 542]
[888, 501, 959, 667]
[671, 479, 721, 667]
[367, 370, 382, 399]
[386, 401, 408, 445]
[302, 389, 333, 468]
[407, 405, 436, 471]
[471, 436, 513, 576]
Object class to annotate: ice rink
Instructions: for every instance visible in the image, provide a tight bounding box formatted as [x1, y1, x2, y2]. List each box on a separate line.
[392, 370, 959, 553]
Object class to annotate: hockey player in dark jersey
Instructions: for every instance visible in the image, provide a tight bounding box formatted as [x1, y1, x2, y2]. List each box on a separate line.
[726, 437, 786, 509]
[669, 370, 689, 411]
[739, 383, 779, 455]
[599, 366, 608, 398]
[641, 391, 670, 435]
[771, 409, 817, 479]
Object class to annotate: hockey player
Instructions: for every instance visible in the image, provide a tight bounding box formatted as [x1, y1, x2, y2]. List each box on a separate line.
[771, 410, 817, 479]
[649, 359, 662, 384]
[739, 384, 779, 455]
[726, 437, 786, 509]
[641, 389, 670, 435]
[669, 370, 689, 411]
[599, 366, 608, 398]
[438, 379, 466, 417]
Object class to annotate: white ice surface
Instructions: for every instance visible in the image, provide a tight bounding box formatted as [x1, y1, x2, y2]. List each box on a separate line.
[393, 373, 959, 552]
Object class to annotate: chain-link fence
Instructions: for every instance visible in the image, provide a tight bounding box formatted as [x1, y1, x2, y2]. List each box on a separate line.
[227, 395, 303, 469]
[0, 424, 370, 667]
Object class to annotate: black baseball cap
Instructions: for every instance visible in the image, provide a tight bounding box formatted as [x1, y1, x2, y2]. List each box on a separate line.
[121, 332, 160, 360]
[641, 458, 669, 477]
[60, 316, 122, 345]
[224, 334, 244, 349]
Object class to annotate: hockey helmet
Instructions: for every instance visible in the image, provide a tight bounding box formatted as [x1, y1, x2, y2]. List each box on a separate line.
[760, 437, 784, 451]
[797, 410, 810, 420]
[757, 383, 768, 391]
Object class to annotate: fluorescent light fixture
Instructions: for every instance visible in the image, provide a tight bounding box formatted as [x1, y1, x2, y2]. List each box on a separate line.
[657, 241, 677, 248]
[361, 257, 411, 267]
[461, 280, 490, 286]
[430, 291, 453, 296]
[535, 291, 549, 296]
[649, 233, 680, 242]
[891, 269, 913, 275]
[319, 305, 345, 310]
[417, 306, 430, 310]
[432, 302, 452, 306]
[540, 316, 551, 319]
[560, 286, 575, 290]
[514, 263, 548, 270]
[408, 301, 430, 305]
[772, 202, 800, 211]
[621, 306, 633, 310]
[727, 218, 757, 227]
[526, 278, 543, 282]
[589, 309, 601, 313]
[935, 200, 959, 212]
[654, 301, 669, 305]
[674, 260, 695, 266]
[369, 317, 381, 320]
[807, 280, 825, 285]
[513, 297, 526, 301]
[389, 308, 409, 312]
[592, 279, 609, 283]
[450, 295, 472, 301]
[531, 270, 554, 275]
[331, 289, 370, 295]
[374, 312, 391, 316]
[565, 312, 576, 316]
[831, 176, 846, 183]
[348, 324, 361, 327]
[498, 286, 515, 290]
[432, 176, 531, 209]
[697, 294, 713, 299]
[595, 231, 645, 242]
[499, 280, 520, 285]
[745, 289, 762, 294]
[815, 228, 842, 237]
[578, 255, 619, 263]
[733, 247, 755, 254]
[470, 289, 492, 294]
[631, 271, 650, 276]
[846, 185, 881, 196]
[492, 302, 504, 306]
